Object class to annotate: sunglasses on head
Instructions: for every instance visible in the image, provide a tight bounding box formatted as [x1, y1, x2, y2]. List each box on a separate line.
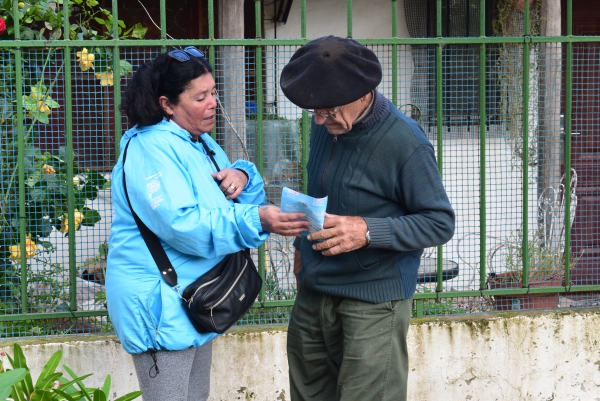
[157, 47, 206, 94]
[167, 46, 205, 62]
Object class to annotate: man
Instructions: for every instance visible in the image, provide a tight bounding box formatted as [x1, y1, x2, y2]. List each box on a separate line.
[279, 35, 455, 401]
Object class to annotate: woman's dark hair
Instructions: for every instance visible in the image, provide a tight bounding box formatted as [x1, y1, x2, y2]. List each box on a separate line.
[120, 52, 213, 127]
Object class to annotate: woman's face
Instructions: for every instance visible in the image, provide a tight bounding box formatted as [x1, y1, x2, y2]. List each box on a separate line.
[160, 73, 217, 137]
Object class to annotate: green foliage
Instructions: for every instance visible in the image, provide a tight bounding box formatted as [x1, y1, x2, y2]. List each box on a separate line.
[0, 1, 148, 329]
[0, 0, 147, 41]
[413, 288, 468, 316]
[239, 272, 296, 325]
[0, 343, 143, 400]
[245, 113, 288, 121]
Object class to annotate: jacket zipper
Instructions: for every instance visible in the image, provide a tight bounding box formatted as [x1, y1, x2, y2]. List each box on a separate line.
[208, 259, 249, 314]
[320, 134, 338, 192]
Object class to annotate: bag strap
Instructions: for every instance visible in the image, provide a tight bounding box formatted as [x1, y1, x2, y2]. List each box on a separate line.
[122, 138, 179, 287]
[121, 135, 229, 288]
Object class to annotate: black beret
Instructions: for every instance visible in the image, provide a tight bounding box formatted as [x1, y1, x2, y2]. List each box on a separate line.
[280, 36, 382, 110]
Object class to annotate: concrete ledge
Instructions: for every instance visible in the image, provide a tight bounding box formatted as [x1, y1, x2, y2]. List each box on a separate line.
[2, 310, 600, 400]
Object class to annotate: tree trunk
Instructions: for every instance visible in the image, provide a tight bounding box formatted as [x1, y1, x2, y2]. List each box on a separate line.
[538, 0, 562, 245]
[217, 0, 248, 160]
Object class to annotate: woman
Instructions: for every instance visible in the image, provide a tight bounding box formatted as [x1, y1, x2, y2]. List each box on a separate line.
[106, 47, 308, 401]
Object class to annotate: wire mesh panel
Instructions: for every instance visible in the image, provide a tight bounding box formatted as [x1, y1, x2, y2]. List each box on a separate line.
[1, 0, 600, 336]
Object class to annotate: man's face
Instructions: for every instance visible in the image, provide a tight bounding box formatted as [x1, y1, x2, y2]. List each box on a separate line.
[311, 95, 368, 135]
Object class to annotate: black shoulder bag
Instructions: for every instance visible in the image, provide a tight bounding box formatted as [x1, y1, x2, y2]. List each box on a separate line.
[121, 137, 262, 334]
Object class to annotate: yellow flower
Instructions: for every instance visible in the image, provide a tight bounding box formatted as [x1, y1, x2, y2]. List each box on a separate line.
[37, 100, 50, 115]
[95, 71, 114, 86]
[42, 164, 55, 174]
[60, 210, 85, 233]
[76, 48, 95, 72]
[73, 176, 80, 185]
[9, 238, 38, 260]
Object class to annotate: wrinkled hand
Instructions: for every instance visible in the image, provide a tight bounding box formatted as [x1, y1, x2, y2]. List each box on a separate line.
[211, 168, 248, 200]
[307, 213, 369, 256]
[259, 205, 310, 237]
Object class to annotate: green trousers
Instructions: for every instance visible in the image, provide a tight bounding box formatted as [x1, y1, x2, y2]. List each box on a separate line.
[287, 286, 412, 401]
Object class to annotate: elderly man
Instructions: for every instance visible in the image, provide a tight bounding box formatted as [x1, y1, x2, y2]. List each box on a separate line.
[279, 36, 455, 401]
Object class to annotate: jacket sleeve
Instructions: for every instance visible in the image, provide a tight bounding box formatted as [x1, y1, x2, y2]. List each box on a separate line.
[123, 135, 268, 259]
[363, 144, 455, 251]
[201, 134, 267, 206]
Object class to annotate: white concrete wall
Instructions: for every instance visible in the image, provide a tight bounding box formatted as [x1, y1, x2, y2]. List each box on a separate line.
[3, 309, 600, 400]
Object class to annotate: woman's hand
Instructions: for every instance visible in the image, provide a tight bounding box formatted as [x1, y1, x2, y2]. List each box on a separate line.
[259, 205, 310, 236]
[211, 168, 249, 200]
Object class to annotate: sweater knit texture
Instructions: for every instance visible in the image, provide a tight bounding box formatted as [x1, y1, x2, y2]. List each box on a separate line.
[296, 91, 455, 303]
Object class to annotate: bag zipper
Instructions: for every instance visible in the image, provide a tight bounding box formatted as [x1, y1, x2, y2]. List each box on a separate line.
[209, 259, 249, 315]
[185, 276, 220, 305]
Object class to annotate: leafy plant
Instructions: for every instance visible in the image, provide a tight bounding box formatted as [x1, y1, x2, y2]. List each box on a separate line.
[0, 343, 142, 400]
[0, 1, 147, 333]
[492, 0, 542, 169]
[413, 288, 467, 317]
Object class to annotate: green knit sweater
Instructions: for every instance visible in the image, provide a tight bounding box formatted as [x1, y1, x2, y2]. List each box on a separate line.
[296, 92, 455, 303]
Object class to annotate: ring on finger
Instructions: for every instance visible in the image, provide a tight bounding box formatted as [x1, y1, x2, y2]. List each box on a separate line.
[229, 183, 237, 191]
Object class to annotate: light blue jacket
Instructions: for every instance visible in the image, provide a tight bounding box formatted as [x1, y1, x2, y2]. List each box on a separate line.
[106, 119, 268, 354]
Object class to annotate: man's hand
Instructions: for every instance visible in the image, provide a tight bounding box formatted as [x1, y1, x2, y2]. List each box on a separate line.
[307, 213, 369, 256]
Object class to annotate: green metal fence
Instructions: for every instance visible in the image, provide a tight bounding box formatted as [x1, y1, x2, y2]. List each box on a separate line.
[0, 0, 599, 338]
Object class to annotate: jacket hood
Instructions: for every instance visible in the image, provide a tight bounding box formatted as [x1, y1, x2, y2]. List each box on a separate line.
[123, 118, 198, 143]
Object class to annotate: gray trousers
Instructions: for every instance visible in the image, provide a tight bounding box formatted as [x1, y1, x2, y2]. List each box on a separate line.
[132, 342, 212, 401]
[287, 287, 412, 401]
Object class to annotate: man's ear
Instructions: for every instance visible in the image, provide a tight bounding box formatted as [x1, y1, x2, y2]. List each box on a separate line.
[159, 96, 173, 116]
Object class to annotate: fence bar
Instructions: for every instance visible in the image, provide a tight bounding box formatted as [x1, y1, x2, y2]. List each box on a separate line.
[435, 0, 444, 289]
[520, 0, 531, 286]
[1, 36, 600, 49]
[254, 0, 267, 303]
[478, 0, 487, 289]
[300, 0, 306, 39]
[563, 0, 573, 284]
[347, 0, 353, 38]
[64, 44, 77, 310]
[391, 0, 398, 106]
[112, 0, 123, 156]
[11, 0, 28, 314]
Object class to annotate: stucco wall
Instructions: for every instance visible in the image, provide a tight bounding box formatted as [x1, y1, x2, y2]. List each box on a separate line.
[2, 309, 600, 400]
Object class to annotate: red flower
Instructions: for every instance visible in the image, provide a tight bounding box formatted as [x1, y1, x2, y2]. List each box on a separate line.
[0, 17, 6, 36]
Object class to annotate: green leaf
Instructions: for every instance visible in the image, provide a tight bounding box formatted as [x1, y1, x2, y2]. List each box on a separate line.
[30, 388, 55, 401]
[113, 391, 143, 401]
[93, 17, 106, 25]
[119, 60, 133, 76]
[130, 23, 147, 39]
[10, 344, 34, 396]
[35, 350, 62, 389]
[86, 0, 99, 6]
[34, 372, 62, 392]
[53, 388, 79, 401]
[93, 388, 107, 401]
[0, 368, 27, 399]
[80, 208, 101, 226]
[62, 365, 93, 401]
[101, 374, 111, 395]
[85, 169, 108, 187]
[94, 291, 106, 304]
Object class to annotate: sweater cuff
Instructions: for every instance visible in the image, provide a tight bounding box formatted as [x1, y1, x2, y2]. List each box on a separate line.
[363, 218, 392, 248]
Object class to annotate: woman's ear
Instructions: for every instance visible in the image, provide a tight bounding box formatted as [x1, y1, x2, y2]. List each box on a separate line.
[158, 96, 173, 116]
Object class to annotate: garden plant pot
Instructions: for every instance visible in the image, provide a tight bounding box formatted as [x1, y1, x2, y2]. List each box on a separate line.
[487, 272, 562, 311]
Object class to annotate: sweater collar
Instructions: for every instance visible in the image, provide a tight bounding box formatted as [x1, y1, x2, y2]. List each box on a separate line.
[351, 90, 389, 131]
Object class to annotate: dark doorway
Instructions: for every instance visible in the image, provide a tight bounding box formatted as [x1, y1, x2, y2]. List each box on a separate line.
[562, 0, 600, 284]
